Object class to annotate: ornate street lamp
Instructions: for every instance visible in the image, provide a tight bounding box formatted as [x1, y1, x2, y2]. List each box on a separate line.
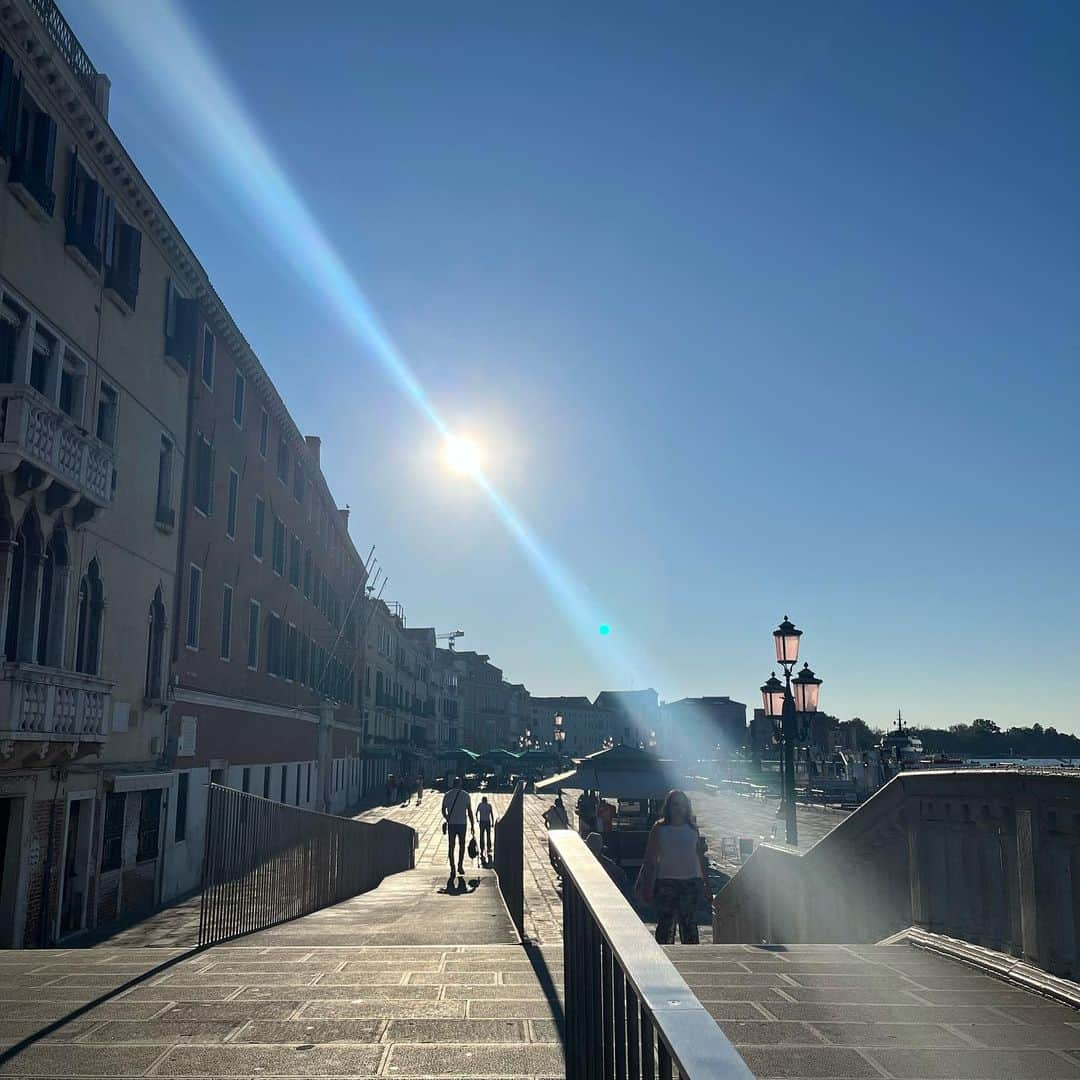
[553, 713, 565, 759]
[762, 618, 823, 847]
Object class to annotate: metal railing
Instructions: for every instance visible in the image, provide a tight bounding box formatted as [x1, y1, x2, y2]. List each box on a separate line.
[552, 830, 753, 1080]
[494, 782, 524, 939]
[198, 784, 415, 948]
[27, 0, 99, 98]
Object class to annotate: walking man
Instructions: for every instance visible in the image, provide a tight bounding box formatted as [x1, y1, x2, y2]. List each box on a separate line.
[441, 776, 475, 878]
[416, 774, 424, 806]
[477, 796, 496, 860]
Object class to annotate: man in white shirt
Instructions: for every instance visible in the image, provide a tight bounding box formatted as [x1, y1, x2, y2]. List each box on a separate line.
[476, 796, 496, 860]
[441, 777, 474, 877]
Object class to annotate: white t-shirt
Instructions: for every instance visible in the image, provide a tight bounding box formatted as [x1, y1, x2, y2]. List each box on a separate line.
[442, 788, 472, 826]
[477, 802, 494, 824]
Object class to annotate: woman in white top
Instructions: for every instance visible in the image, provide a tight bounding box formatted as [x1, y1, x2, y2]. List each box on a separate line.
[639, 789, 712, 944]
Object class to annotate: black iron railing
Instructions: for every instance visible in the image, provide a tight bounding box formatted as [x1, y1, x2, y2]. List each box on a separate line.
[552, 830, 753, 1080]
[27, 0, 99, 99]
[494, 782, 524, 939]
[198, 784, 415, 948]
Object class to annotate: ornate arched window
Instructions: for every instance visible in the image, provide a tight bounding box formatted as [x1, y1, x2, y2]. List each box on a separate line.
[75, 559, 104, 676]
[145, 586, 167, 701]
[35, 526, 69, 668]
[4, 510, 44, 663]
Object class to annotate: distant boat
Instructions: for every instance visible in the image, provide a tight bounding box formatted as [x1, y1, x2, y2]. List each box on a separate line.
[879, 710, 924, 764]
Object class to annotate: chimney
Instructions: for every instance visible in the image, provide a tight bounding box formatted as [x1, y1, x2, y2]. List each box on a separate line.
[305, 436, 321, 465]
[339, 507, 350, 528]
[94, 74, 111, 119]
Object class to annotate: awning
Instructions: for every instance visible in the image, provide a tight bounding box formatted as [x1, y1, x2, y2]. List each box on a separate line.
[108, 772, 173, 793]
[535, 765, 678, 800]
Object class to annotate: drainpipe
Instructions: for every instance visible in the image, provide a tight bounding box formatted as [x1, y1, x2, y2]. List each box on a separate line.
[38, 765, 66, 947]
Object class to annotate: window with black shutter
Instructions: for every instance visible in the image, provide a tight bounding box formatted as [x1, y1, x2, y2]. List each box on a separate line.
[9, 85, 57, 217]
[101, 793, 125, 872]
[0, 316, 16, 383]
[164, 280, 197, 370]
[193, 434, 213, 515]
[0, 49, 18, 158]
[105, 218, 142, 312]
[65, 153, 105, 271]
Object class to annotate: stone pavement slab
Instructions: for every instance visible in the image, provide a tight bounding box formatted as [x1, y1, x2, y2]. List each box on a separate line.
[667, 942, 1080, 1078]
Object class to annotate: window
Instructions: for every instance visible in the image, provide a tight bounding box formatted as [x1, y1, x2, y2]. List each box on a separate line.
[232, 371, 245, 427]
[59, 352, 85, 422]
[285, 623, 298, 681]
[272, 516, 285, 576]
[293, 461, 305, 503]
[288, 535, 301, 588]
[306, 763, 312, 803]
[193, 433, 213, 516]
[262, 767, 271, 799]
[276, 435, 289, 484]
[259, 409, 269, 458]
[104, 210, 141, 311]
[294, 763, 301, 805]
[101, 793, 125, 872]
[29, 327, 53, 397]
[247, 600, 260, 669]
[0, 307, 18, 383]
[201, 327, 215, 389]
[10, 89, 57, 216]
[65, 154, 106, 270]
[280, 765, 287, 803]
[174, 773, 189, 843]
[156, 436, 174, 526]
[185, 564, 202, 649]
[164, 279, 197, 370]
[267, 612, 282, 676]
[252, 496, 265, 559]
[220, 584, 233, 661]
[96, 382, 118, 448]
[226, 469, 239, 539]
[136, 790, 162, 862]
[145, 586, 166, 701]
[74, 559, 104, 675]
[242, 767, 251, 794]
[300, 633, 310, 685]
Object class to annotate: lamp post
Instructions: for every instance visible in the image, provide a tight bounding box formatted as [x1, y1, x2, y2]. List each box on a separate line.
[760, 616, 823, 846]
[553, 713, 565, 763]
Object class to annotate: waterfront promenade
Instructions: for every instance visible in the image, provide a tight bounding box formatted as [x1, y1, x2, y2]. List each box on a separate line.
[2, 781, 1080, 1077]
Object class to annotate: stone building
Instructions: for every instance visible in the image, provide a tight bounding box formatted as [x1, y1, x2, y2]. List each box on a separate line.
[453, 651, 506, 752]
[660, 696, 747, 761]
[432, 646, 462, 751]
[0, 3, 187, 944]
[527, 696, 617, 757]
[594, 689, 659, 748]
[164, 313, 372, 900]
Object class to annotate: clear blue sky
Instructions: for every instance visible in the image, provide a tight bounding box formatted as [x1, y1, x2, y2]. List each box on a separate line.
[68, 1, 1078, 731]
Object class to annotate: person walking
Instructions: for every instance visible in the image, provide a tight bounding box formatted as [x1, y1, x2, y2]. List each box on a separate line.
[638, 789, 712, 944]
[415, 774, 424, 806]
[477, 796, 496, 860]
[441, 776, 475, 878]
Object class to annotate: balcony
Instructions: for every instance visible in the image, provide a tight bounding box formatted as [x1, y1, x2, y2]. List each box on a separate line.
[0, 662, 112, 761]
[0, 386, 115, 517]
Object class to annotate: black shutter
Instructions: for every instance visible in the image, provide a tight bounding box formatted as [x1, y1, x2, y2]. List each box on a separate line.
[33, 110, 56, 186]
[176, 297, 197, 368]
[66, 146, 79, 220]
[123, 224, 142, 300]
[0, 318, 15, 383]
[0, 53, 17, 157]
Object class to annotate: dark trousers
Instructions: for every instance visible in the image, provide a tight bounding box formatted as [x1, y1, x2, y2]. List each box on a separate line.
[479, 821, 492, 854]
[654, 878, 703, 944]
[447, 824, 467, 871]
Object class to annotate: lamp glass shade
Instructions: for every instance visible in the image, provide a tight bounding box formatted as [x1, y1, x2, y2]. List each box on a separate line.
[773, 617, 802, 665]
[554, 713, 563, 728]
[792, 663, 822, 713]
[760, 674, 785, 719]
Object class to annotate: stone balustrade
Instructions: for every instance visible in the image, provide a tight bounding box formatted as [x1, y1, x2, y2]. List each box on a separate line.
[0, 662, 112, 754]
[712, 768, 1080, 979]
[0, 386, 115, 508]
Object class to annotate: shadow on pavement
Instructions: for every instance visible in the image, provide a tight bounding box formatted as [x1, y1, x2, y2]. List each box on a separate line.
[524, 940, 565, 1041]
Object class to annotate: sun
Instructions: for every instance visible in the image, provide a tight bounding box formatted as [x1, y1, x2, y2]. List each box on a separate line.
[444, 436, 483, 476]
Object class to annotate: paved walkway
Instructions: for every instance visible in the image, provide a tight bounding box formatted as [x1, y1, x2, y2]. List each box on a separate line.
[666, 941, 1080, 1078]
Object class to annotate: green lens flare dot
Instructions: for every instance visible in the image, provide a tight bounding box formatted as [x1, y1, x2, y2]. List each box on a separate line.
[598, 624, 611, 636]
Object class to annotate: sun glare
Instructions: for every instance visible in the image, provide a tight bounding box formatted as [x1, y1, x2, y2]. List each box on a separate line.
[444, 436, 483, 476]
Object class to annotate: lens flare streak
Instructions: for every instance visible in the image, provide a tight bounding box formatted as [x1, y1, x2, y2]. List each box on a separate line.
[92, 0, 651, 688]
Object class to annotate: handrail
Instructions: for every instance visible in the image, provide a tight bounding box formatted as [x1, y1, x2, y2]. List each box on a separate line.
[198, 784, 415, 947]
[551, 829, 752, 1080]
[493, 782, 524, 938]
